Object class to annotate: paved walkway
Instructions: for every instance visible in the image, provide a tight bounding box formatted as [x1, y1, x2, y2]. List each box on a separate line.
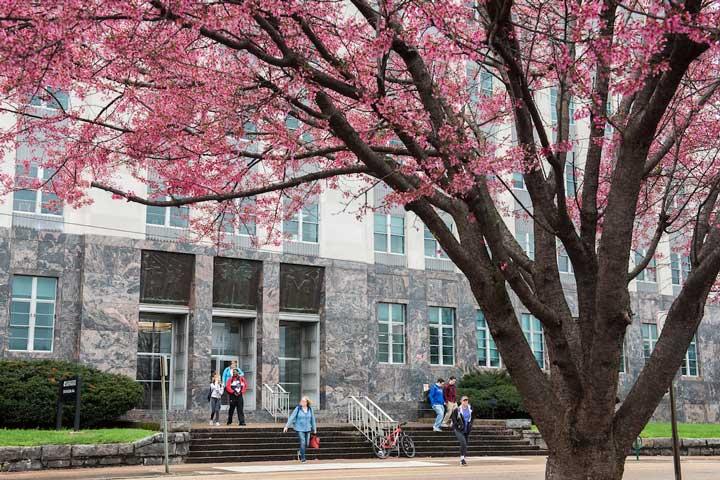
[3, 456, 720, 480]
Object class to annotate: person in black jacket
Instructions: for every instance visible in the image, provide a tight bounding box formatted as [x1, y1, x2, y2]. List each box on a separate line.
[451, 396, 473, 466]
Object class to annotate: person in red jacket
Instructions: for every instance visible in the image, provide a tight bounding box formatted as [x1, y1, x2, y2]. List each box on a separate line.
[225, 368, 247, 426]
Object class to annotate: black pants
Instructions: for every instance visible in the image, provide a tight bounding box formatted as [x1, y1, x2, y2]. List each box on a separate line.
[454, 429, 469, 457]
[227, 394, 245, 425]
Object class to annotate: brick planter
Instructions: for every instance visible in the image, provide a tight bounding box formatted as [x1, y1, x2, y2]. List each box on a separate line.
[0, 432, 190, 472]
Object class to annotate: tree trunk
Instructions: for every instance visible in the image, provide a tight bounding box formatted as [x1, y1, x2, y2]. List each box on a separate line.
[545, 441, 625, 480]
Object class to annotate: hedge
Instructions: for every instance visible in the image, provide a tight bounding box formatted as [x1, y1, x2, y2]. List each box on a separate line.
[0, 360, 143, 428]
[457, 370, 530, 419]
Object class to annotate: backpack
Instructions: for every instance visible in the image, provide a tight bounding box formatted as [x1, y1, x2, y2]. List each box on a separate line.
[207, 387, 212, 402]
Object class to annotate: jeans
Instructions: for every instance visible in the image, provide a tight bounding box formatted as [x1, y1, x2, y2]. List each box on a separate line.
[297, 430, 311, 461]
[210, 397, 221, 422]
[454, 429, 469, 457]
[432, 404, 445, 430]
[227, 394, 245, 424]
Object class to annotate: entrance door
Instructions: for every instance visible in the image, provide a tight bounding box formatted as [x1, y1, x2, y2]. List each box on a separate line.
[279, 321, 319, 407]
[279, 321, 302, 405]
[211, 317, 256, 410]
[136, 313, 189, 410]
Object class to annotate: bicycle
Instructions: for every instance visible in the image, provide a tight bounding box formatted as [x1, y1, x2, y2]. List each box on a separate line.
[372, 422, 415, 458]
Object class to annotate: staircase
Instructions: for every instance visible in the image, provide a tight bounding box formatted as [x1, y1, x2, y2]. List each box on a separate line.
[405, 421, 547, 458]
[187, 425, 374, 463]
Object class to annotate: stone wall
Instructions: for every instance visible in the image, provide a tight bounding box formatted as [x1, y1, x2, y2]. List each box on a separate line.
[635, 438, 720, 456]
[0, 432, 190, 472]
[2, 226, 720, 424]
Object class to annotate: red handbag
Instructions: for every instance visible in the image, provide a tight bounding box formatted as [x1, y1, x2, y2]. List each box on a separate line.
[309, 434, 320, 449]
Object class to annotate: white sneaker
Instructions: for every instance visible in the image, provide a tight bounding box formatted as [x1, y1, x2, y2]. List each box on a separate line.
[209, 420, 214, 425]
[215, 422, 220, 426]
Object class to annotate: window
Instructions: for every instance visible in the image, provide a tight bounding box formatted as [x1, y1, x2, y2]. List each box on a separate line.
[517, 231, 535, 260]
[284, 203, 319, 243]
[557, 243, 573, 273]
[550, 87, 558, 125]
[511, 172, 525, 190]
[670, 253, 690, 286]
[476, 311, 501, 368]
[9, 276, 57, 352]
[569, 97, 575, 126]
[641, 323, 658, 362]
[136, 320, 172, 410]
[424, 219, 454, 259]
[521, 313, 545, 368]
[220, 198, 257, 236]
[480, 71, 493, 96]
[13, 162, 63, 216]
[374, 213, 405, 254]
[634, 250, 657, 282]
[146, 196, 189, 229]
[619, 341, 626, 373]
[429, 307, 455, 366]
[565, 160, 577, 197]
[378, 303, 405, 364]
[30, 88, 69, 111]
[682, 336, 699, 377]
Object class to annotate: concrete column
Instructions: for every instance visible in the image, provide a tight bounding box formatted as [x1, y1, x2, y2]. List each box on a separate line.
[188, 254, 213, 413]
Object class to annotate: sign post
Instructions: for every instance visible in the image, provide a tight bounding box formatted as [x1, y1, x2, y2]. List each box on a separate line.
[56, 376, 82, 431]
[160, 358, 170, 474]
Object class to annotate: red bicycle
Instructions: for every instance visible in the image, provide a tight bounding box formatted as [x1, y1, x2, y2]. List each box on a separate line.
[372, 422, 415, 458]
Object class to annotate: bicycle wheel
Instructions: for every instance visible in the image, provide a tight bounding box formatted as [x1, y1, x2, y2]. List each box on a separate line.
[372, 436, 388, 459]
[400, 433, 416, 458]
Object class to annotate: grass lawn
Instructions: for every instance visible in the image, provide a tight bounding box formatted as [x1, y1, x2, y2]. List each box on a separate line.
[529, 422, 720, 438]
[640, 422, 720, 439]
[0, 428, 155, 447]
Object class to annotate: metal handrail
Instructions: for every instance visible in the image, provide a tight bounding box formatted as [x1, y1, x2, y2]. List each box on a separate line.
[262, 383, 290, 422]
[347, 396, 397, 446]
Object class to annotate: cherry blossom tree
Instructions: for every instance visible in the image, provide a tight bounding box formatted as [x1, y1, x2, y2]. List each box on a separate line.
[1, 1, 720, 478]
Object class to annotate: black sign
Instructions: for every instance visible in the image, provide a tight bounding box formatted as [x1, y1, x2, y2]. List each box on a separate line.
[61, 378, 78, 401]
[56, 376, 82, 431]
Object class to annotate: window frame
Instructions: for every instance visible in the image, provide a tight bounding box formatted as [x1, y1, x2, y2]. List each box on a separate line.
[429, 306, 455, 366]
[520, 313, 545, 369]
[423, 221, 453, 259]
[13, 163, 64, 217]
[634, 249, 657, 283]
[511, 172, 526, 190]
[476, 311, 501, 368]
[670, 253, 690, 286]
[374, 213, 405, 255]
[284, 203, 319, 244]
[377, 302, 406, 365]
[517, 231, 535, 260]
[146, 201, 190, 229]
[681, 335, 699, 377]
[641, 323, 658, 363]
[8, 275, 58, 352]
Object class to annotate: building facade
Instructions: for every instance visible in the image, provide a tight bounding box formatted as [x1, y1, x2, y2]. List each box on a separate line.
[1, 86, 719, 423]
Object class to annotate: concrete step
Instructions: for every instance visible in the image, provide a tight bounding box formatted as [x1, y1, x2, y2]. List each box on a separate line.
[190, 440, 369, 450]
[188, 452, 374, 463]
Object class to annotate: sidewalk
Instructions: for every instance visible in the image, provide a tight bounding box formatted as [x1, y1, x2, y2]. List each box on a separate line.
[3, 457, 720, 480]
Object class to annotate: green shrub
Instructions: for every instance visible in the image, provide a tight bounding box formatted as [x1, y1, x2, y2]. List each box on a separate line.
[0, 360, 143, 429]
[457, 370, 530, 419]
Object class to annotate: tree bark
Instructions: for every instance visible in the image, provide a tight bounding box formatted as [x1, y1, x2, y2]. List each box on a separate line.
[545, 440, 625, 480]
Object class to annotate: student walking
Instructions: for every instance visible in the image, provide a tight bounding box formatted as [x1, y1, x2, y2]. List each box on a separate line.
[451, 396, 473, 466]
[283, 396, 317, 463]
[225, 368, 247, 426]
[442, 376, 457, 427]
[208, 373, 224, 426]
[429, 378, 446, 432]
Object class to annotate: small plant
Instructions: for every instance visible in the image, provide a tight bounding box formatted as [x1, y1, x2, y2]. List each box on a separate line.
[457, 369, 530, 419]
[0, 360, 143, 429]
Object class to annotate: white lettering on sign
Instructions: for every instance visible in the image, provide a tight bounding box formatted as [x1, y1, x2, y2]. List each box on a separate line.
[63, 380, 77, 387]
[63, 388, 75, 394]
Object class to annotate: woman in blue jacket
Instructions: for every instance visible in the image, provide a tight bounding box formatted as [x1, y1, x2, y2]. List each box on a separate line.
[283, 396, 317, 463]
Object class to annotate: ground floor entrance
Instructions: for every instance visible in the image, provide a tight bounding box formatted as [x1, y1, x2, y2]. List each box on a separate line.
[211, 316, 256, 410]
[279, 319, 319, 407]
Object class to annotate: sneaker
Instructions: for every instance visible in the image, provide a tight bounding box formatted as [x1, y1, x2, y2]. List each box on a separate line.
[461, 459, 467, 466]
[214, 422, 220, 426]
[297, 450, 301, 461]
[239, 422, 246, 426]
[209, 420, 214, 425]
[301, 459, 307, 463]
[433, 427, 442, 432]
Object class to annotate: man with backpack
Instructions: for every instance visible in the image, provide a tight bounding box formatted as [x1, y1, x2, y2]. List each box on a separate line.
[429, 378, 446, 432]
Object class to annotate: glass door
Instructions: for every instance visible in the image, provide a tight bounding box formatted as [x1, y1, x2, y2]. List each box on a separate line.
[137, 319, 173, 410]
[279, 321, 302, 405]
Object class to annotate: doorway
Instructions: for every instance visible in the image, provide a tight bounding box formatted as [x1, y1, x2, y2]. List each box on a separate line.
[211, 316, 256, 410]
[279, 320, 319, 407]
